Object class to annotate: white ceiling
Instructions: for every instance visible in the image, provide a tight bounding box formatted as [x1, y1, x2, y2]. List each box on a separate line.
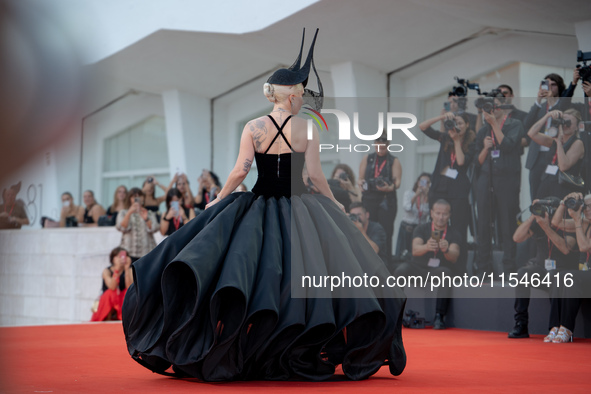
[87, 0, 591, 99]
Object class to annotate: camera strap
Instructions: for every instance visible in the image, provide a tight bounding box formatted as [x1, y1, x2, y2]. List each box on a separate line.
[547, 238, 554, 259]
[450, 152, 456, 169]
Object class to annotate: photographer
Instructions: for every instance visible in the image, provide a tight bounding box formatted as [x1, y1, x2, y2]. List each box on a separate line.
[160, 187, 196, 236]
[445, 93, 479, 132]
[507, 197, 578, 339]
[394, 199, 461, 330]
[194, 170, 220, 211]
[419, 111, 476, 270]
[358, 131, 402, 258]
[474, 94, 524, 273]
[528, 109, 585, 199]
[349, 202, 387, 263]
[523, 74, 576, 200]
[497, 84, 528, 125]
[550, 193, 591, 343]
[91, 247, 133, 321]
[116, 187, 159, 262]
[329, 164, 362, 213]
[395, 173, 431, 260]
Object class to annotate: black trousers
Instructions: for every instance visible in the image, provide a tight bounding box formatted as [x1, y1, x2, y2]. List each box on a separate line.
[363, 192, 397, 260]
[475, 173, 520, 271]
[513, 264, 558, 329]
[528, 162, 545, 202]
[559, 270, 591, 331]
[394, 262, 452, 316]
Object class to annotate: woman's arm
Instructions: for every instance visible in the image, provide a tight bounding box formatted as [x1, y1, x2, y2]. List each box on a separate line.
[75, 206, 85, 225]
[391, 158, 402, 190]
[556, 138, 584, 172]
[206, 123, 255, 208]
[88, 205, 106, 226]
[513, 214, 535, 243]
[527, 112, 553, 148]
[102, 268, 118, 291]
[453, 138, 466, 166]
[146, 211, 159, 233]
[358, 155, 368, 188]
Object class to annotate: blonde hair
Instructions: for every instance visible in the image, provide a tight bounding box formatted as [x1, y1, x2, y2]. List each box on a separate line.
[263, 83, 304, 104]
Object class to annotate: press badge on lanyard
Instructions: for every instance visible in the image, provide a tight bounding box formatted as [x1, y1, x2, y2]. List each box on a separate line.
[444, 152, 458, 179]
[545, 239, 556, 270]
[545, 152, 558, 175]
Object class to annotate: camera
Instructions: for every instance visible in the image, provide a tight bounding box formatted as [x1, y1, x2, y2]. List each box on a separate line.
[443, 119, 457, 131]
[402, 310, 426, 329]
[134, 197, 140, 204]
[349, 213, 361, 223]
[576, 50, 591, 84]
[339, 172, 349, 182]
[147, 177, 154, 183]
[530, 198, 561, 217]
[474, 89, 504, 114]
[549, 117, 571, 129]
[365, 177, 392, 191]
[565, 197, 583, 211]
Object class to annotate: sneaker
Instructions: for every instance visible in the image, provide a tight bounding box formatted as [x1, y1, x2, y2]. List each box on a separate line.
[508, 322, 529, 338]
[433, 313, 446, 330]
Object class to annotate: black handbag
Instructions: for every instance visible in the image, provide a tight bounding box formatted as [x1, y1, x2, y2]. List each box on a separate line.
[98, 214, 117, 227]
[558, 171, 584, 190]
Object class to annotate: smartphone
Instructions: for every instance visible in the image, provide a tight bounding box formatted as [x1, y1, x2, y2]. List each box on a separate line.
[443, 102, 451, 112]
[171, 200, 180, 212]
[431, 230, 442, 242]
[147, 177, 154, 183]
[419, 179, 428, 187]
[540, 80, 549, 91]
[134, 197, 140, 204]
[118, 251, 127, 262]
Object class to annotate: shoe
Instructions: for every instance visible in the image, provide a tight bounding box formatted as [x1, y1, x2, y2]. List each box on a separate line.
[543, 327, 559, 342]
[433, 313, 446, 330]
[508, 322, 529, 338]
[552, 326, 573, 343]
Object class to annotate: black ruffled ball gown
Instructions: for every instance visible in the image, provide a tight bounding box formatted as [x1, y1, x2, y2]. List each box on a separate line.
[122, 119, 407, 381]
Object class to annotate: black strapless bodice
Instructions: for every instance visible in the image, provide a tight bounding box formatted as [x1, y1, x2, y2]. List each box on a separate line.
[251, 152, 307, 198]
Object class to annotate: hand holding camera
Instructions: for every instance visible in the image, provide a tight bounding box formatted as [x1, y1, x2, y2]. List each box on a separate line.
[483, 136, 494, 150]
[438, 239, 449, 253]
[426, 237, 439, 252]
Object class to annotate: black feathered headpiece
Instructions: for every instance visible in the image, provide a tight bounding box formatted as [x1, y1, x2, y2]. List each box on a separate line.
[267, 28, 324, 111]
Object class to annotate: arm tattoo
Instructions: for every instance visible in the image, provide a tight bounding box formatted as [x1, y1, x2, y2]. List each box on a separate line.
[242, 158, 253, 172]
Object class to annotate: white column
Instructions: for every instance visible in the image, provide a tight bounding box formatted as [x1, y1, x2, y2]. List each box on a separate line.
[162, 90, 211, 185]
[575, 20, 591, 52]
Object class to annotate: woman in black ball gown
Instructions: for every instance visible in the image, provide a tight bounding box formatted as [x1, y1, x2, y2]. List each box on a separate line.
[122, 29, 406, 382]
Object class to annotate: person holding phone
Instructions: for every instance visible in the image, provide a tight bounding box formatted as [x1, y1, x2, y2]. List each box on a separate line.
[194, 169, 221, 210]
[160, 188, 196, 236]
[142, 176, 166, 215]
[91, 247, 133, 321]
[116, 188, 158, 262]
[394, 199, 461, 329]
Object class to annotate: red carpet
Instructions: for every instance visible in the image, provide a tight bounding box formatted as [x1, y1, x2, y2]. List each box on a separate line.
[1, 323, 590, 393]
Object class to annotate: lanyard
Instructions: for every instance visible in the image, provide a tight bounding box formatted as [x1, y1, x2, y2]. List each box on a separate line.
[551, 152, 557, 165]
[417, 195, 422, 222]
[173, 215, 181, 231]
[204, 191, 210, 204]
[547, 238, 554, 259]
[450, 152, 456, 169]
[3, 203, 15, 216]
[374, 157, 387, 178]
